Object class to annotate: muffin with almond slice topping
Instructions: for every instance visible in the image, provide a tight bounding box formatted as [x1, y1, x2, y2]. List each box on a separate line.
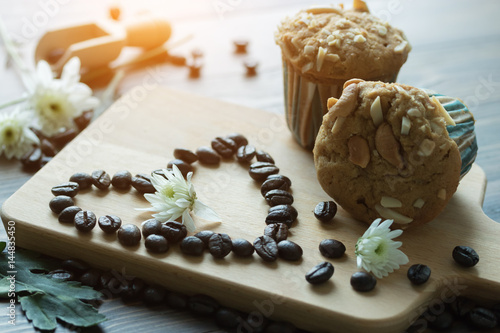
[275, 0, 411, 149]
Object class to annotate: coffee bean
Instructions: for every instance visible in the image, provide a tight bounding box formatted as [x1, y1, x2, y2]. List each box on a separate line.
[233, 40, 248, 54]
[161, 221, 187, 243]
[151, 168, 171, 180]
[131, 174, 155, 193]
[236, 145, 256, 163]
[427, 310, 453, 330]
[314, 201, 337, 222]
[47, 269, 75, 282]
[167, 159, 193, 177]
[265, 207, 295, 228]
[269, 204, 298, 222]
[231, 238, 254, 257]
[188, 294, 219, 315]
[264, 223, 288, 242]
[21, 147, 43, 171]
[244, 59, 258, 77]
[453, 245, 479, 267]
[265, 189, 293, 206]
[111, 170, 132, 190]
[253, 235, 278, 262]
[245, 314, 269, 332]
[350, 271, 376, 292]
[181, 236, 205, 256]
[145, 234, 169, 253]
[188, 59, 202, 78]
[305, 262, 334, 284]
[74, 210, 97, 232]
[211, 137, 237, 158]
[80, 269, 101, 287]
[118, 224, 141, 246]
[255, 150, 275, 164]
[61, 258, 90, 274]
[469, 307, 498, 329]
[173, 148, 198, 164]
[451, 296, 476, 318]
[166, 292, 188, 309]
[215, 307, 242, 329]
[51, 182, 80, 197]
[50, 128, 78, 149]
[49, 195, 74, 214]
[196, 146, 221, 164]
[69, 172, 92, 190]
[141, 219, 162, 237]
[260, 175, 291, 197]
[208, 233, 232, 258]
[265, 321, 297, 333]
[91, 170, 111, 190]
[121, 278, 145, 301]
[143, 285, 166, 305]
[319, 239, 346, 259]
[194, 230, 215, 245]
[226, 133, 248, 147]
[249, 162, 279, 181]
[58, 206, 82, 223]
[407, 264, 431, 285]
[278, 240, 303, 261]
[74, 110, 93, 131]
[41, 138, 57, 157]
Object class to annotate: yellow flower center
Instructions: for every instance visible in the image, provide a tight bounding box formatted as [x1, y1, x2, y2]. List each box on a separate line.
[36, 93, 72, 121]
[1, 124, 21, 145]
[161, 184, 175, 198]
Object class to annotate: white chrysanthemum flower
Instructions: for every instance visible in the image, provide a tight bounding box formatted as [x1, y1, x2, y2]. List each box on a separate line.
[139, 165, 221, 232]
[355, 218, 409, 279]
[26, 57, 99, 136]
[0, 108, 39, 159]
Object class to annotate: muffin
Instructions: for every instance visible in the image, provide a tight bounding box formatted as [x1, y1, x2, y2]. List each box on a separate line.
[275, 0, 411, 149]
[313, 80, 477, 228]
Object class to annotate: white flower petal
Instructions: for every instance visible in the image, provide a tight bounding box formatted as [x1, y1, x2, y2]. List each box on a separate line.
[36, 60, 54, 86]
[193, 200, 221, 222]
[61, 57, 81, 86]
[182, 209, 196, 233]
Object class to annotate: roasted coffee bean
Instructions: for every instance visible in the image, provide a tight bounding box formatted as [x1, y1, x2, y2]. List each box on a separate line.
[319, 239, 346, 259]
[211, 137, 237, 158]
[278, 240, 303, 261]
[236, 145, 256, 163]
[167, 159, 193, 177]
[265, 321, 297, 333]
[188, 294, 219, 315]
[74, 110, 93, 131]
[69, 172, 92, 190]
[58, 206, 82, 223]
[51, 182, 80, 197]
[131, 174, 155, 193]
[91, 170, 111, 190]
[121, 278, 146, 301]
[451, 296, 476, 318]
[249, 162, 279, 181]
[74, 210, 97, 232]
[166, 292, 188, 309]
[350, 271, 376, 292]
[61, 258, 90, 274]
[194, 230, 215, 245]
[188, 59, 202, 78]
[49, 195, 74, 214]
[269, 204, 298, 222]
[151, 168, 171, 179]
[260, 175, 291, 197]
[226, 133, 248, 147]
[21, 147, 43, 171]
[253, 235, 278, 262]
[145, 234, 169, 253]
[469, 307, 498, 329]
[50, 128, 78, 149]
[173, 148, 198, 164]
[265, 207, 295, 227]
[305, 262, 334, 284]
[118, 224, 141, 246]
[143, 285, 166, 305]
[453, 245, 479, 267]
[407, 264, 431, 285]
[231, 238, 254, 257]
[314, 201, 337, 222]
[180, 236, 205, 256]
[427, 309, 453, 330]
[233, 39, 248, 54]
[255, 150, 274, 164]
[215, 307, 242, 329]
[208, 233, 232, 258]
[265, 189, 293, 206]
[161, 221, 187, 243]
[41, 138, 57, 157]
[141, 219, 162, 237]
[48, 269, 74, 282]
[111, 170, 132, 189]
[246, 314, 269, 332]
[264, 223, 288, 242]
[79, 269, 101, 287]
[244, 59, 258, 77]
[196, 146, 221, 164]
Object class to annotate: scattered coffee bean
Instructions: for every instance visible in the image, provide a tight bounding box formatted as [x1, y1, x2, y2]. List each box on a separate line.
[244, 59, 258, 77]
[407, 264, 431, 285]
[451, 296, 476, 318]
[142, 285, 166, 305]
[111, 170, 132, 190]
[265, 189, 293, 206]
[166, 292, 188, 309]
[49, 195, 74, 214]
[61, 258, 90, 274]
[350, 272, 376, 292]
[118, 224, 141, 246]
[226, 133, 248, 147]
[236, 145, 256, 163]
[427, 309, 454, 330]
[21, 147, 43, 171]
[269, 204, 298, 222]
[188, 294, 219, 315]
[51, 182, 80, 197]
[264, 223, 288, 242]
[121, 278, 145, 301]
[233, 39, 248, 54]
[231, 238, 254, 257]
[74, 210, 97, 232]
[265, 207, 295, 228]
[208, 233, 232, 258]
[194, 230, 215, 245]
[173, 148, 198, 164]
[265, 321, 297, 333]
[249, 162, 279, 181]
[196, 146, 221, 165]
[319, 239, 346, 259]
[181, 236, 205, 256]
[161, 221, 187, 243]
[97, 215, 121, 233]
[260, 175, 291, 197]
[74, 110, 93, 131]
[253, 235, 278, 262]
[40, 138, 57, 157]
[58, 206, 82, 223]
[211, 137, 237, 158]
[215, 307, 242, 329]
[167, 159, 193, 177]
[141, 219, 162, 238]
[79, 269, 101, 287]
[277, 240, 302, 261]
[469, 307, 498, 329]
[305, 262, 334, 284]
[453, 245, 479, 267]
[51, 128, 78, 149]
[47, 269, 75, 282]
[145, 234, 169, 253]
[245, 314, 269, 332]
[91, 170, 111, 190]
[151, 169, 171, 180]
[188, 59, 202, 78]
[69, 172, 93, 190]
[255, 150, 275, 164]
[314, 201, 337, 222]
[131, 174, 155, 193]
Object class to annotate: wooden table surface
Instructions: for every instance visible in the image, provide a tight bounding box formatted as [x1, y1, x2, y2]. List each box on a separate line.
[0, 0, 499, 332]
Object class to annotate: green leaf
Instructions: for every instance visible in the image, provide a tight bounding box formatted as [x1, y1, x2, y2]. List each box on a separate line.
[0, 241, 6, 252]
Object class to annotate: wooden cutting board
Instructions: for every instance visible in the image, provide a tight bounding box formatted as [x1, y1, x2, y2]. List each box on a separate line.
[2, 87, 499, 333]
